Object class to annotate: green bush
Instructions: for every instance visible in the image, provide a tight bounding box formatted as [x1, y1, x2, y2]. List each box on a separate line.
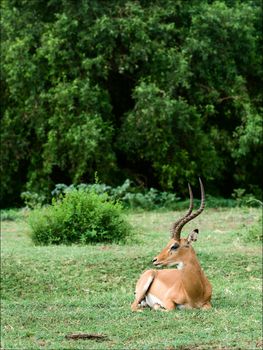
[51, 179, 179, 210]
[29, 190, 132, 245]
[51, 181, 262, 210]
[242, 215, 262, 243]
[21, 191, 46, 209]
[231, 189, 262, 208]
[0, 209, 24, 221]
[122, 189, 179, 210]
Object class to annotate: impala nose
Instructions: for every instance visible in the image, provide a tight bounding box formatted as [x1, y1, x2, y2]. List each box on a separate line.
[152, 258, 157, 263]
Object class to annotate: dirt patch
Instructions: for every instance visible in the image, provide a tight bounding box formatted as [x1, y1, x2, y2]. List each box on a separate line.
[65, 333, 108, 342]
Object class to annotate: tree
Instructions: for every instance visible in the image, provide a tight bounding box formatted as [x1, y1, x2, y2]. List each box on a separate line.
[1, 0, 262, 206]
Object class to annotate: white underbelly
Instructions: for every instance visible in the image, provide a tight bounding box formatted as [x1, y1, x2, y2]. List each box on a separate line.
[145, 293, 164, 308]
[141, 293, 186, 310]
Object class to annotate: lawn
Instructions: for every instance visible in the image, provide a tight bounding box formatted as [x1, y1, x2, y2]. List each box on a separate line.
[1, 208, 262, 349]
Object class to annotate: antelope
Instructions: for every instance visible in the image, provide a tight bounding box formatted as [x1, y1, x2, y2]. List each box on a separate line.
[131, 178, 212, 311]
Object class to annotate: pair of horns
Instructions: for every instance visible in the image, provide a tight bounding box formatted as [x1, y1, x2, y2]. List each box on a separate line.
[171, 178, 205, 240]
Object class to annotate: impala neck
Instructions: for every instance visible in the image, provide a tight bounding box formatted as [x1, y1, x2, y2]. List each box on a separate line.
[177, 247, 202, 271]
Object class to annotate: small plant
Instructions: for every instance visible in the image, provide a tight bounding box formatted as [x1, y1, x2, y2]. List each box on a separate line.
[21, 191, 46, 209]
[0, 209, 23, 221]
[121, 189, 179, 210]
[50, 184, 70, 199]
[29, 189, 132, 245]
[231, 188, 261, 207]
[51, 180, 132, 202]
[241, 216, 262, 243]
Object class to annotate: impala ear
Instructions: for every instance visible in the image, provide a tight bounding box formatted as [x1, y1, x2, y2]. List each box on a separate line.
[187, 229, 199, 244]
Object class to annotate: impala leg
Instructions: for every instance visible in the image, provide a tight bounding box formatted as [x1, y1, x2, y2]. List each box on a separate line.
[162, 299, 176, 311]
[152, 303, 162, 310]
[131, 270, 156, 312]
[202, 302, 212, 310]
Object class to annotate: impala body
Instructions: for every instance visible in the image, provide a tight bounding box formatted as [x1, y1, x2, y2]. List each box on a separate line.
[131, 179, 212, 311]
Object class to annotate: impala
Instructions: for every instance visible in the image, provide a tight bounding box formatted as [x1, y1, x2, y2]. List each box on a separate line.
[131, 178, 212, 311]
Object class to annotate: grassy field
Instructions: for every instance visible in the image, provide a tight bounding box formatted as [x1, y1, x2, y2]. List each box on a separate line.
[1, 207, 262, 350]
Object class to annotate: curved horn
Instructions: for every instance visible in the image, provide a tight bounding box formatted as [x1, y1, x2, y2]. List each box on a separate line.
[174, 178, 205, 241]
[170, 183, 194, 237]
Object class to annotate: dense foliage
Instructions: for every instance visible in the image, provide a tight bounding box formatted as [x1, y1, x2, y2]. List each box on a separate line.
[1, 0, 262, 207]
[29, 189, 132, 245]
[50, 179, 180, 210]
[19, 179, 260, 211]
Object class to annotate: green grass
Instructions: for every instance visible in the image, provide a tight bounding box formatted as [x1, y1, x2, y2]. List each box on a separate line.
[1, 208, 262, 349]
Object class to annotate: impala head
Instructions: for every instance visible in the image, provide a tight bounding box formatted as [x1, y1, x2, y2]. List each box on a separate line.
[152, 178, 205, 268]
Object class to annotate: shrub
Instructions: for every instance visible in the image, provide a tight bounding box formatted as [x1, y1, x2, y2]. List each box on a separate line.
[122, 189, 179, 210]
[51, 179, 179, 210]
[21, 191, 46, 209]
[231, 189, 261, 207]
[0, 209, 24, 221]
[29, 190, 132, 245]
[50, 180, 263, 211]
[241, 215, 262, 243]
[51, 180, 132, 202]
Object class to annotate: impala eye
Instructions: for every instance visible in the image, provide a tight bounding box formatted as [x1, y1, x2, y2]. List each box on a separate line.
[171, 243, 180, 251]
